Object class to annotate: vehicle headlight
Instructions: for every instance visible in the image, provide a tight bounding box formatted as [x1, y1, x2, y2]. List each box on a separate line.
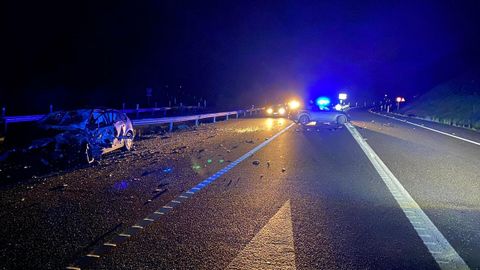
[288, 100, 300, 110]
[266, 108, 273, 114]
[278, 107, 286, 115]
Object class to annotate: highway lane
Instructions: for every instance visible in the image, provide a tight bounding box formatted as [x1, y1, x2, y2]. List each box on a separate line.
[351, 109, 480, 269]
[1, 113, 477, 269]
[371, 110, 480, 146]
[0, 118, 291, 269]
[93, 119, 437, 269]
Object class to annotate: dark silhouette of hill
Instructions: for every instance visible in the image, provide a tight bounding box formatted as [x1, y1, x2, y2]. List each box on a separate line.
[400, 71, 480, 129]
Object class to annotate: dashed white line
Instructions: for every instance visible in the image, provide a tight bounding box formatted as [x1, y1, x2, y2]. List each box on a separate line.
[68, 122, 295, 269]
[345, 122, 469, 270]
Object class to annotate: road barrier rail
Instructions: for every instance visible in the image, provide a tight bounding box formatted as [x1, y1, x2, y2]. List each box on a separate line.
[1, 107, 264, 133]
[133, 108, 263, 131]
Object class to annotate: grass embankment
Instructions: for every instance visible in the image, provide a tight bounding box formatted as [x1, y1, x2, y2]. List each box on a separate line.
[400, 78, 480, 130]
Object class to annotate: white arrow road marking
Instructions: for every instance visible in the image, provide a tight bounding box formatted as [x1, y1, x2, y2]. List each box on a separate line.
[346, 122, 469, 270]
[227, 200, 296, 270]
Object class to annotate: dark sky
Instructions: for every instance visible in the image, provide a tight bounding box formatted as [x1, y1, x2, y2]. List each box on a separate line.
[1, 0, 480, 113]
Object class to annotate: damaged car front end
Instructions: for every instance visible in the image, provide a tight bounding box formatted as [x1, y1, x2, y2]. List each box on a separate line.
[3, 109, 135, 166]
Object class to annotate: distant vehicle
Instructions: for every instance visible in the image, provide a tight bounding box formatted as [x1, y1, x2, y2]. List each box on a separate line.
[295, 106, 349, 125]
[4, 109, 134, 164]
[265, 104, 288, 117]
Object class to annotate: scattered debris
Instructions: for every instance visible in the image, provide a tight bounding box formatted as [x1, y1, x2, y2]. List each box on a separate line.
[260, 174, 264, 178]
[160, 135, 171, 139]
[265, 137, 269, 141]
[245, 140, 254, 144]
[282, 168, 286, 172]
[267, 161, 271, 167]
[252, 160, 260, 165]
[198, 149, 205, 153]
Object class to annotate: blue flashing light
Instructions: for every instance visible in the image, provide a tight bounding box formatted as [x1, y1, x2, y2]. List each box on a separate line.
[316, 97, 331, 107]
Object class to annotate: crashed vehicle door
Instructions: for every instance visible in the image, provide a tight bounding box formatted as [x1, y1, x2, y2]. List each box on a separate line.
[90, 113, 116, 149]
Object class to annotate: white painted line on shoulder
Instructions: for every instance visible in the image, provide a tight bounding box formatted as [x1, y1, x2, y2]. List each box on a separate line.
[370, 110, 480, 146]
[345, 122, 469, 270]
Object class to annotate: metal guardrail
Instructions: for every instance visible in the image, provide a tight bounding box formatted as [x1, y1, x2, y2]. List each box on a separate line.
[1, 107, 264, 133]
[2, 106, 201, 124]
[4, 115, 45, 123]
[133, 108, 263, 131]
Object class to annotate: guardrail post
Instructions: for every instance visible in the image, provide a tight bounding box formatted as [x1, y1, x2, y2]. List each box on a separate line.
[213, 116, 216, 123]
[1, 107, 5, 117]
[204, 100, 207, 108]
[136, 104, 140, 118]
[164, 109, 167, 116]
[195, 117, 199, 127]
[122, 103, 126, 112]
[236, 112, 239, 119]
[49, 104, 53, 113]
[169, 121, 173, 132]
[226, 114, 229, 120]
[243, 111, 246, 117]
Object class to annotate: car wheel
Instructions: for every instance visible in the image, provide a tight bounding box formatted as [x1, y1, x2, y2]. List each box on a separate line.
[123, 131, 134, 151]
[84, 143, 95, 164]
[337, 115, 347, 125]
[299, 115, 310, 126]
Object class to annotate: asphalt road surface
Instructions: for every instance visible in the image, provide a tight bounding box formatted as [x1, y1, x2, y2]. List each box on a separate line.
[0, 109, 479, 269]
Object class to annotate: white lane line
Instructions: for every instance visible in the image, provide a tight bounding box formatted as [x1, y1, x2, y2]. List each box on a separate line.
[68, 122, 295, 269]
[345, 123, 469, 270]
[369, 110, 480, 146]
[226, 200, 296, 270]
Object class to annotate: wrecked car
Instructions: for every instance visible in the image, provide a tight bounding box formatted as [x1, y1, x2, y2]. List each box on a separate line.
[3, 109, 135, 164]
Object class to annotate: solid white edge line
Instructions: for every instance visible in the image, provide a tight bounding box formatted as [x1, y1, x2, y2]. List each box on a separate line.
[345, 122, 469, 270]
[369, 110, 480, 146]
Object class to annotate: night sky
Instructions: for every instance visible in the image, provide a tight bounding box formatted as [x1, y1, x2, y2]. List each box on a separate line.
[1, 0, 480, 114]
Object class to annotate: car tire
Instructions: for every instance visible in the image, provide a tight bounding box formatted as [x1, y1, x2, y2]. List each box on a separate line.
[84, 143, 95, 164]
[337, 115, 347, 125]
[299, 115, 310, 126]
[123, 131, 134, 151]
